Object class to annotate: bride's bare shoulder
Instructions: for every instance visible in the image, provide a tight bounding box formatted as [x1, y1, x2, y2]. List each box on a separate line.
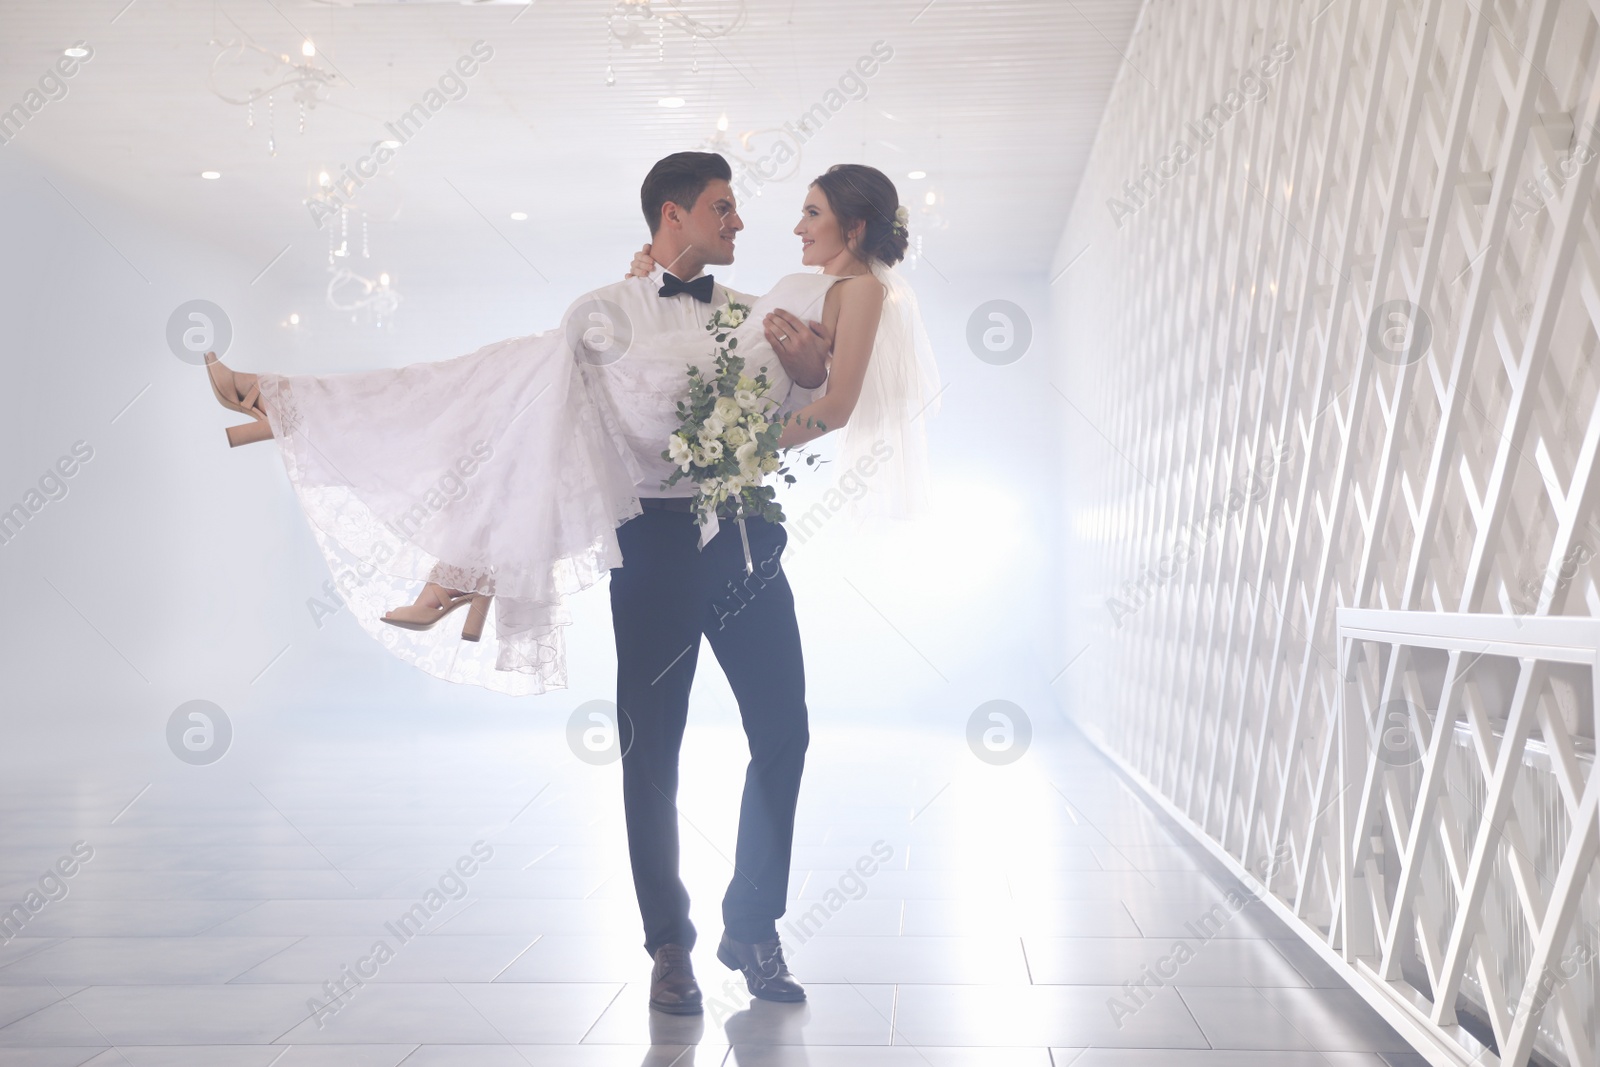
[827, 273, 887, 310]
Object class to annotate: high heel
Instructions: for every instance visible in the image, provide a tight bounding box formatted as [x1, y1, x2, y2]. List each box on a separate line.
[204, 351, 273, 448]
[382, 583, 493, 642]
[460, 594, 492, 643]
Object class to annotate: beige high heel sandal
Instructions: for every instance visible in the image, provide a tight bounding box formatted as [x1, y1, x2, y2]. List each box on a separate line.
[382, 583, 494, 642]
[204, 352, 274, 447]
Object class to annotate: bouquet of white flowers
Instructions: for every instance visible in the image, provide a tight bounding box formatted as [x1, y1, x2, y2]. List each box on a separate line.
[661, 298, 827, 573]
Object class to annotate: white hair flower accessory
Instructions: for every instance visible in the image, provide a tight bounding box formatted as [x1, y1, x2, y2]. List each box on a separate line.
[892, 205, 910, 237]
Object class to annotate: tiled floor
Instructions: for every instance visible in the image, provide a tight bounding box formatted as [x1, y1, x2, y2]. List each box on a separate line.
[0, 707, 1425, 1065]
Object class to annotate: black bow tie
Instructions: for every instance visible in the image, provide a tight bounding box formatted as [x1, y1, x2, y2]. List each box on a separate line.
[658, 272, 715, 303]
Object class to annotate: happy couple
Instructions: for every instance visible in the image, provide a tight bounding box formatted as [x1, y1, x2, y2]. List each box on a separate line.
[202, 151, 941, 1013]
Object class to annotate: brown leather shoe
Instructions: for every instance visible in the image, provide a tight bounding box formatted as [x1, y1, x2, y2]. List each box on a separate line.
[648, 943, 703, 1014]
[716, 932, 806, 1002]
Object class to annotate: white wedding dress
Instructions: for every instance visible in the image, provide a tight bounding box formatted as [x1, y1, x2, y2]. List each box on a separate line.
[255, 265, 941, 696]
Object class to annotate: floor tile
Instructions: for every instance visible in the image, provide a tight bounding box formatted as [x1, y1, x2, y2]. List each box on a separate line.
[0, 985, 323, 1045]
[1174, 985, 1316, 1049]
[1025, 935, 1310, 987]
[732, 1048, 1056, 1065]
[229, 934, 536, 984]
[1061, 1051, 1393, 1066]
[1254, 986, 1416, 1053]
[0, 937, 300, 985]
[777, 935, 1031, 984]
[581, 981, 896, 1046]
[395, 1046, 712, 1066]
[892, 983, 1209, 1047]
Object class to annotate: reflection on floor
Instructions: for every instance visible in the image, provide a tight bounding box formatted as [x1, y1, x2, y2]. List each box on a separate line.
[0, 707, 1426, 1066]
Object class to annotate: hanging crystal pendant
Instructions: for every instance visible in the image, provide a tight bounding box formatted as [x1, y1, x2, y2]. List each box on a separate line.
[605, 64, 615, 86]
[246, 99, 254, 128]
[267, 96, 276, 156]
[361, 214, 369, 259]
[298, 98, 306, 134]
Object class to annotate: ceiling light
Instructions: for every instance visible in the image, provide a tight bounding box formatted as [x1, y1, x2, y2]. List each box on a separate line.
[318, 171, 331, 186]
[907, 170, 927, 180]
[379, 139, 401, 149]
[379, 273, 391, 287]
[716, 113, 729, 132]
[924, 191, 936, 206]
[289, 313, 300, 326]
[301, 40, 316, 58]
[510, 211, 528, 221]
[200, 170, 221, 180]
[63, 46, 89, 58]
[658, 97, 686, 109]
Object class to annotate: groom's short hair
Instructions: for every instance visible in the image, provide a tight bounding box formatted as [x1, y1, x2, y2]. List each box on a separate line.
[642, 152, 732, 235]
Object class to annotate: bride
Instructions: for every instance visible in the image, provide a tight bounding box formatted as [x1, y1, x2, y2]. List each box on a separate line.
[203, 161, 942, 696]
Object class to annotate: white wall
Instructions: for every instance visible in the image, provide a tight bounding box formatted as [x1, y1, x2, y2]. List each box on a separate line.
[1054, 2, 1600, 1065]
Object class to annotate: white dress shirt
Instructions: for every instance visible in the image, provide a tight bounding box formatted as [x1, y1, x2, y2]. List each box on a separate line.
[569, 264, 823, 505]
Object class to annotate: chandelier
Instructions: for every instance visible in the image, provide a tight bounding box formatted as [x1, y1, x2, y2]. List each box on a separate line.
[604, 0, 746, 84]
[323, 202, 401, 327]
[207, 11, 342, 155]
[700, 115, 804, 193]
[327, 266, 401, 327]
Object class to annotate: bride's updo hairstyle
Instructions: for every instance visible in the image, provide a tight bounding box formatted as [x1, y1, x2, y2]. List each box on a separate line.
[811, 164, 908, 267]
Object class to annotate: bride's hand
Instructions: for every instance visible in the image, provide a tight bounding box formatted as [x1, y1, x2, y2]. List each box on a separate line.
[626, 244, 657, 279]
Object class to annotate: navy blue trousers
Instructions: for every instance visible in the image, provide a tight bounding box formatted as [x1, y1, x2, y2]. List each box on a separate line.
[609, 507, 810, 957]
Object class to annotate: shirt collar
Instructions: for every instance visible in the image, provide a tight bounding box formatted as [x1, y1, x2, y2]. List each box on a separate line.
[650, 263, 709, 283]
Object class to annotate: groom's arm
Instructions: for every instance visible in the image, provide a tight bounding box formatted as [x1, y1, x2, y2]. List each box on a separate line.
[764, 309, 831, 390]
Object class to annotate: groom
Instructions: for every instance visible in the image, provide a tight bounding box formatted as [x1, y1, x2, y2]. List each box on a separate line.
[569, 152, 831, 1015]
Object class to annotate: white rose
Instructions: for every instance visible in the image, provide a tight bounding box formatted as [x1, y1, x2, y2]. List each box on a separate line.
[702, 438, 724, 461]
[713, 396, 742, 423]
[737, 375, 758, 391]
[726, 426, 748, 447]
[735, 388, 759, 411]
[760, 455, 780, 473]
[735, 440, 759, 470]
[700, 417, 724, 442]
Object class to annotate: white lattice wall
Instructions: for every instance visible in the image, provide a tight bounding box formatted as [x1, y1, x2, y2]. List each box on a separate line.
[1055, 1, 1600, 1064]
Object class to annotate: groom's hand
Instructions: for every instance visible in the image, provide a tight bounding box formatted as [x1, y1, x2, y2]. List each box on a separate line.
[765, 310, 831, 389]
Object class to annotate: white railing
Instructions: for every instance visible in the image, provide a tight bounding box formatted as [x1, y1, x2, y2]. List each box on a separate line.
[1338, 610, 1599, 1066]
[1053, 1, 1600, 1064]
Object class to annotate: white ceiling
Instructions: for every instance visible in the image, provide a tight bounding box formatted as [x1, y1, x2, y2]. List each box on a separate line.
[0, 0, 1142, 295]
